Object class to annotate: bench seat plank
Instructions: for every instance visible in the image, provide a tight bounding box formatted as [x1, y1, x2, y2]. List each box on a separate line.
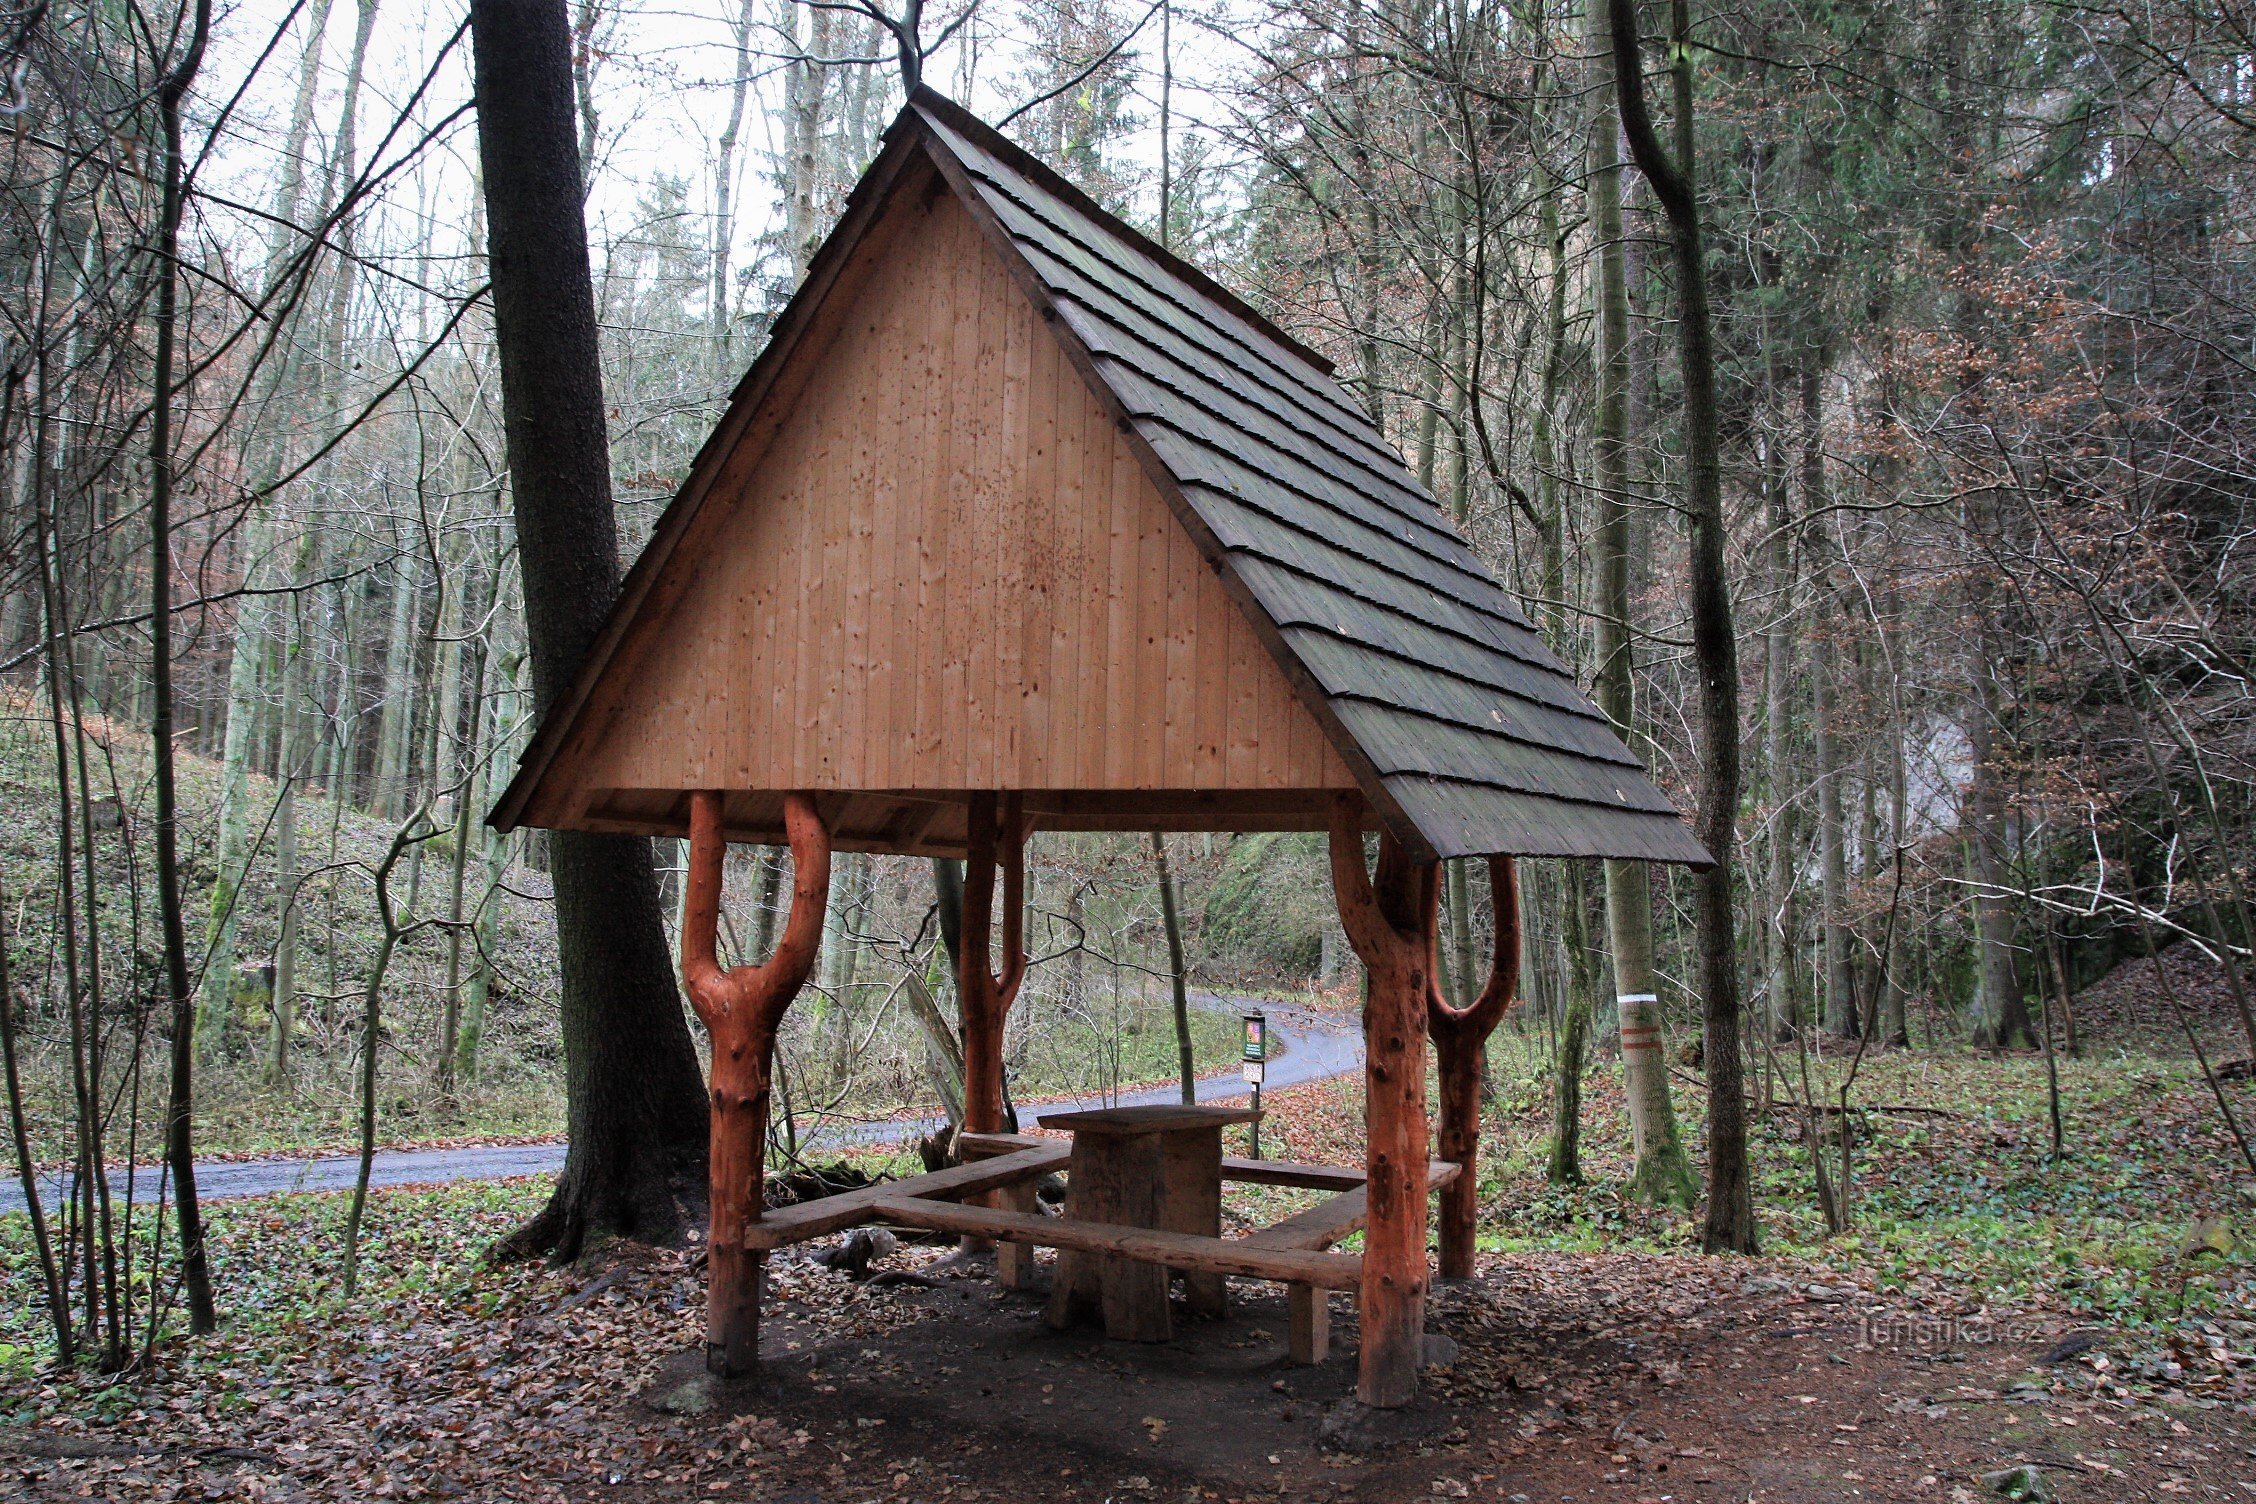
[960, 1138, 1460, 1196]
[744, 1142, 1068, 1251]
[1219, 1157, 1364, 1191]
[871, 1197, 1365, 1289]
[1241, 1186, 1367, 1251]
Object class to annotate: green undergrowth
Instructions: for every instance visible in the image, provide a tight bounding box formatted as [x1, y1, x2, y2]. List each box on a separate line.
[1465, 1043, 2255, 1345]
[1013, 999, 1240, 1106]
[0, 1180, 554, 1410]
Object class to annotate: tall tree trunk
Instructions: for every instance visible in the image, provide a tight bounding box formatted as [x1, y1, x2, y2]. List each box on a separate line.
[372, 535, 423, 817]
[405, 523, 471, 921]
[1546, 862, 1593, 1187]
[1763, 426, 1798, 1050]
[438, 580, 492, 1092]
[460, 642, 528, 1083]
[1855, 631, 1884, 1036]
[1444, 862, 1477, 1014]
[783, 0, 833, 282]
[1964, 623, 2032, 1048]
[1151, 832, 1196, 1105]
[1813, 630, 1854, 1035]
[152, 0, 220, 1333]
[472, 0, 710, 1260]
[709, 0, 758, 377]
[197, 0, 339, 1056]
[197, 622, 259, 1057]
[1805, 364, 1855, 1038]
[1589, 0, 1694, 1207]
[267, 537, 315, 1084]
[1610, 0, 1756, 1253]
[1880, 640, 1910, 1046]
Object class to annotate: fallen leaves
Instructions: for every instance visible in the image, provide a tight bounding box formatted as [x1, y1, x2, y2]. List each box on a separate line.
[0, 1181, 966, 1502]
[0, 1036, 2248, 1502]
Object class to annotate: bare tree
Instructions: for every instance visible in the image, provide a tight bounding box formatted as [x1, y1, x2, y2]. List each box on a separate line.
[471, 0, 710, 1260]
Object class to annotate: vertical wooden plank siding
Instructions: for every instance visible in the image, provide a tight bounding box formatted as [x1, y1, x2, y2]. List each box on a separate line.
[580, 189, 1352, 798]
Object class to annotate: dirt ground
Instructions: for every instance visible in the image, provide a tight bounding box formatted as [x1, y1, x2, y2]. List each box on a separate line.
[4, 1229, 2251, 1502]
[608, 1243, 2252, 1504]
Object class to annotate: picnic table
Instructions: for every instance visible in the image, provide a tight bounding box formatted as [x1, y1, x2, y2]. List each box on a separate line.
[738, 1121, 1461, 1369]
[1036, 1104, 1260, 1340]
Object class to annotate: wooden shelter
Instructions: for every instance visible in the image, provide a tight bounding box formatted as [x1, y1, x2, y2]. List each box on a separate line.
[491, 89, 1706, 1408]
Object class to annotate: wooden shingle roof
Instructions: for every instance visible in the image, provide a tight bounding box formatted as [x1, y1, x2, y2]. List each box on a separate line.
[907, 95, 1703, 864]
[490, 89, 1706, 867]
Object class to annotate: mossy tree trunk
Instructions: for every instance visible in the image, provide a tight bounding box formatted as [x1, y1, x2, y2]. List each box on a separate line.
[1589, 0, 1693, 1209]
[1609, 0, 1758, 1252]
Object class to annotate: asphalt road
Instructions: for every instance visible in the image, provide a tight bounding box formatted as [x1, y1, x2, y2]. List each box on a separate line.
[0, 991, 1360, 1215]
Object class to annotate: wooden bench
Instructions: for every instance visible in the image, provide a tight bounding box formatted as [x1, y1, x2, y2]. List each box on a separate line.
[868, 1197, 1363, 1288]
[1240, 1161, 1462, 1364]
[1241, 1186, 1369, 1363]
[955, 1130, 1464, 1365]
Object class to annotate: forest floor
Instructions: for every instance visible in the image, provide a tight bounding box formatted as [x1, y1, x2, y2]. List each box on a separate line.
[2, 997, 2252, 1502]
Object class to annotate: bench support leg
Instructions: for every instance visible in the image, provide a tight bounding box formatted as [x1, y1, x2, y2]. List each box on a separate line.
[994, 1181, 1038, 1290]
[1288, 1285, 1330, 1364]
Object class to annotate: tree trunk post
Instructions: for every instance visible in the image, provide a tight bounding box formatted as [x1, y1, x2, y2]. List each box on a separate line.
[958, 791, 1027, 1136]
[1329, 801, 1434, 1408]
[682, 790, 830, 1377]
[958, 792, 1030, 1284]
[1428, 856, 1520, 1281]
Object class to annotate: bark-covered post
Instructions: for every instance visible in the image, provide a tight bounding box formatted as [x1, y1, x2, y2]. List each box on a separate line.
[681, 791, 830, 1377]
[1329, 801, 1434, 1408]
[1428, 856, 1521, 1281]
[958, 791, 1026, 1134]
[959, 792, 1032, 1286]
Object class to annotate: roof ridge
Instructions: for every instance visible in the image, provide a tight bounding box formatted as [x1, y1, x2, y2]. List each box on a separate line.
[907, 86, 1342, 383]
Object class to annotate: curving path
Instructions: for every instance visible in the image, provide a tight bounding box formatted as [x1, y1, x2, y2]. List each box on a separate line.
[0, 992, 1360, 1215]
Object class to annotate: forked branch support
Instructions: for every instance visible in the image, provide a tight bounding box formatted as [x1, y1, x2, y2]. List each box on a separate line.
[681, 789, 830, 1377]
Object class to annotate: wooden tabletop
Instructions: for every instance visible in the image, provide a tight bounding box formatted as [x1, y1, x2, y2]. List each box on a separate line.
[1037, 1104, 1261, 1135]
